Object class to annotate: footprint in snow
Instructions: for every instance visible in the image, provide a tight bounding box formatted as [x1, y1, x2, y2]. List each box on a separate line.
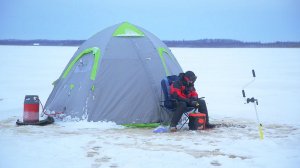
[210, 160, 221, 166]
[87, 151, 99, 157]
[109, 163, 118, 168]
[91, 163, 101, 168]
[92, 146, 101, 151]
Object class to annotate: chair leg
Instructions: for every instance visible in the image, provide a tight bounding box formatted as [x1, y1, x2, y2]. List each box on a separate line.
[178, 113, 189, 130]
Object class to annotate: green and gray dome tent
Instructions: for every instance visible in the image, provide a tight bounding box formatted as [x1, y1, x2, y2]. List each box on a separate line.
[45, 22, 183, 124]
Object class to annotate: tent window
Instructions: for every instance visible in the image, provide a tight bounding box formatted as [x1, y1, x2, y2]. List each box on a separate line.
[113, 22, 144, 37]
[158, 47, 175, 76]
[62, 47, 101, 81]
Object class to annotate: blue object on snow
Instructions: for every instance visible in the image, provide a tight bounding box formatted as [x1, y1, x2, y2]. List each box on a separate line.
[153, 126, 168, 133]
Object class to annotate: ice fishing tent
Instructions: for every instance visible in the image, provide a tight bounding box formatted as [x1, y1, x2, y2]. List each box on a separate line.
[45, 22, 183, 124]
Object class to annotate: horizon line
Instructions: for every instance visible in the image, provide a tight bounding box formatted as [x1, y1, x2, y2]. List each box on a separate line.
[1, 39, 300, 43]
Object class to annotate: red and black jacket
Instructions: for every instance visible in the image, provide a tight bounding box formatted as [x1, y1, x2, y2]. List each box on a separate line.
[170, 80, 198, 103]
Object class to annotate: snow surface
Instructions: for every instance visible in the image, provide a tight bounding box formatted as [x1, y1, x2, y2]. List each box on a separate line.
[1, 46, 300, 168]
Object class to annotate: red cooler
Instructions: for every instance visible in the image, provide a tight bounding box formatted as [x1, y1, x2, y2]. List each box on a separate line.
[23, 95, 39, 123]
[188, 113, 206, 130]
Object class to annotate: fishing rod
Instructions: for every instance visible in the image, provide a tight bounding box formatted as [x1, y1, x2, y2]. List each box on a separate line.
[242, 69, 264, 140]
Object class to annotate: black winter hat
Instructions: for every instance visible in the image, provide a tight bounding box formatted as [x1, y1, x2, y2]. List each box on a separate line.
[185, 71, 197, 82]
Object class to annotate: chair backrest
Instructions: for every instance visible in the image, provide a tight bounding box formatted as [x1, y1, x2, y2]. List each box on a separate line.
[161, 75, 179, 109]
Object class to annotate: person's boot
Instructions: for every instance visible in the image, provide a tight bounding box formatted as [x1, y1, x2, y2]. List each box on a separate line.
[169, 126, 177, 132]
[206, 122, 216, 129]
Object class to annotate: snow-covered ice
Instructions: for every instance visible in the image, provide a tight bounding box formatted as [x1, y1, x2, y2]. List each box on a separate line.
[1, 46, 300, 168]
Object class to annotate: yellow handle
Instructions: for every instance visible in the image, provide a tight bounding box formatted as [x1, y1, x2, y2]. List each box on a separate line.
[259, 124, 264, 140]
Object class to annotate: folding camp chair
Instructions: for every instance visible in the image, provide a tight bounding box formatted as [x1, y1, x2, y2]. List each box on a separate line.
[159, 75, 195, 129]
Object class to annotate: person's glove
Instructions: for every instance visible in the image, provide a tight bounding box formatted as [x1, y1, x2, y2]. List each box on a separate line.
[189, 100, 199, 108]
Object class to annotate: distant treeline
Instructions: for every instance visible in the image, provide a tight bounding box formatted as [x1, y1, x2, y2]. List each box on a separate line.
[164, 39, 300, 48]
[0, 39, 84, 46]
[1, 39, 300, 48]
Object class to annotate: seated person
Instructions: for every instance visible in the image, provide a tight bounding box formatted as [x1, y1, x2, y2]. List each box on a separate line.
[169, 71, 215, 131]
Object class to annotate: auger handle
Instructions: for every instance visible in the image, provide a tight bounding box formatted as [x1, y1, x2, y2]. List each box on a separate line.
[252, 69, 256, 78]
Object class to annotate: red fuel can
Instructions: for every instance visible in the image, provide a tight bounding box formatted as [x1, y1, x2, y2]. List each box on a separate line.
[23, 95, 39, 123]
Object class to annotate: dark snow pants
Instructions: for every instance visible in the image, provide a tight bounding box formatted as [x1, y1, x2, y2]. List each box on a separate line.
[170, 98, 209, 127]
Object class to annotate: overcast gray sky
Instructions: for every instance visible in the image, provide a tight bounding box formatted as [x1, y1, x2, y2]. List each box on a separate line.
[1, 0, 299, 42]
